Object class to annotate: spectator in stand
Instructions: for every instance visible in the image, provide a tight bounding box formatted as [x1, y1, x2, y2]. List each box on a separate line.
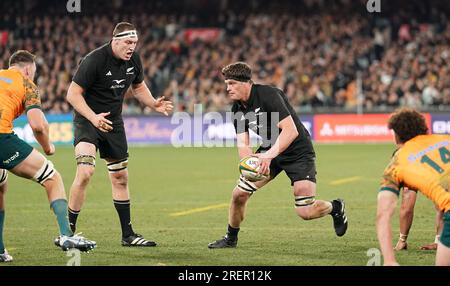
[1, 0, 449, 114]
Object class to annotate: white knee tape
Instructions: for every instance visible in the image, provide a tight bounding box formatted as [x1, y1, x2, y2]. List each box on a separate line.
[0, 169, 7, 186]
[237, 175, 259, 193]
[33, 159, 55, 185]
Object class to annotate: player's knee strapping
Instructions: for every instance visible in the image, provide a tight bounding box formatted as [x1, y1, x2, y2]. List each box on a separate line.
[32, 158, 55, 185]
[0, 169, 8, 187]
[295, 196, 316, 208]
[236, 175, 259, 193]
[76, 155, 96, 166]
[107, 159, 128, 173]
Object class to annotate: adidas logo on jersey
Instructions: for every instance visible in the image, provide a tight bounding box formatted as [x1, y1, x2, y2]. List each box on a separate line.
[106, 71, 112, 76]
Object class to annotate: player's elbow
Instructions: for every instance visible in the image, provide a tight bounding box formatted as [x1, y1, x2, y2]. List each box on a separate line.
[131, 83, 144, 94]
[66, 83, 83, 106]
[29, 116, 48, 133]
[27, 110, 48, 133]
[66, 91, 76, 106]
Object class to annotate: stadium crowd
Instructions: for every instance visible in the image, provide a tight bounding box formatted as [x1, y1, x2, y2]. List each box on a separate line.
[0, 0, 449, 114]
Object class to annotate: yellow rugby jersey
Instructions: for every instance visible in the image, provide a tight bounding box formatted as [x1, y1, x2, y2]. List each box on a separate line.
[380, 134, 450, 212]
[0, 68, 41, 133]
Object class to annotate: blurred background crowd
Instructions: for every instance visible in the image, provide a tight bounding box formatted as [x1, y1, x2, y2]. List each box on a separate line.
[1, 0, 449, 114]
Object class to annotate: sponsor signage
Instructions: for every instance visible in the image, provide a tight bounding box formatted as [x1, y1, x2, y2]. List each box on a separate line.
[314, 114, 431, 142]
[431, 114, 450, 134]
[13, 112, 440, 145]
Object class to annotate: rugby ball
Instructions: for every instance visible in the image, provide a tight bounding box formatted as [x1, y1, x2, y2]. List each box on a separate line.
[239, 156, 269, 182]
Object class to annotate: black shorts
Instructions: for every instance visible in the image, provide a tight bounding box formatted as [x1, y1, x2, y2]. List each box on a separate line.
[74, 121, 128, 160]
[257, 148, 317, 186]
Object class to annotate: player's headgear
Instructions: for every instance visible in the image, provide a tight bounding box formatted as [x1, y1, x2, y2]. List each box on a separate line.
[113, 30, 138, 40]
[112, 22, 138, 40]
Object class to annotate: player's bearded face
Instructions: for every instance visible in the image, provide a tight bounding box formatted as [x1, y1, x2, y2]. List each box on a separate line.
[115, 38, 138, 61]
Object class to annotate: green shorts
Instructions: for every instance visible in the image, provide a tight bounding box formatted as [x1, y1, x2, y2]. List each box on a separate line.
[0, 133, 33, 169]
[441, 211, 450, 248]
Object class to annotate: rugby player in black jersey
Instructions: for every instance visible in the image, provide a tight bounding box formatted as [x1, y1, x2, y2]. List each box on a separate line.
[65, 22, 172, 247]
[208, 62, 347, 249]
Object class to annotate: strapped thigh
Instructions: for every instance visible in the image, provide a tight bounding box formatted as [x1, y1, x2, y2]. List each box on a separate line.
[76, 155, 96, 167]
[107, 158, 128, 173]
[295, 195, 316, 208]
[0, 169, 7, 187]
[32, 158, 56, 185]
[236, 175, 259, 194]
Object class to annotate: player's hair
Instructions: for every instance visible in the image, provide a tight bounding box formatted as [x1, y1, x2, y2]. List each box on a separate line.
[113, 22, 136, 36]
[9, 50, 36, 67]
[222, 62, 252, 82]
[388, 108, 429, 143]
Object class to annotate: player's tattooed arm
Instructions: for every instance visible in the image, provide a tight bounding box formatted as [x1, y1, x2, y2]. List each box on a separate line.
[24, 78, 54, 155]
[23, 78, 42, 111]
[380, 153, 401, 194]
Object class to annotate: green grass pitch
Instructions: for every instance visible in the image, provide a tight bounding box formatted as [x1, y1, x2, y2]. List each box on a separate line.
[2, 144, 438, 265]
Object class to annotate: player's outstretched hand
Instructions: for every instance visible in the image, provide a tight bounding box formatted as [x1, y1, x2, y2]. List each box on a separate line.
[45, 143, 56, 156]
[92, 112, 113, 132]
[154, 96, 173, 116]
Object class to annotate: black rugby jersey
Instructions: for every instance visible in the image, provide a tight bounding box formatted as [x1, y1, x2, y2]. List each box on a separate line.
[72, 42, 144, 124]
[232, 84, 315, 159]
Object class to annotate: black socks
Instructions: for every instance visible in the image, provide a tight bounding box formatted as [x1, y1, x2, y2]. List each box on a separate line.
[227, 224, 240, 240]
[114, 199, 134, 238]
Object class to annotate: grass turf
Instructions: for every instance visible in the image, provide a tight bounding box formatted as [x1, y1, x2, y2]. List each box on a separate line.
[1, 144, 438, 265]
